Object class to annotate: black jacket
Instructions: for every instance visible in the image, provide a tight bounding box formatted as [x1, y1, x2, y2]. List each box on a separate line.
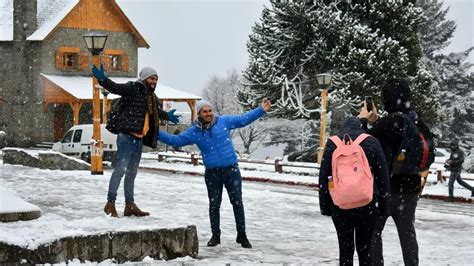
[99, 78, 169, 148]
[361, 113, 429, 193]
[319, 117, 390, 217]
[447, 148, 464, 172]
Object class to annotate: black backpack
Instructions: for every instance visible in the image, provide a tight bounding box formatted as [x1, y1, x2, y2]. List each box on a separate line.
[106, 98, 125, 134]
[391, 111, 435, 175]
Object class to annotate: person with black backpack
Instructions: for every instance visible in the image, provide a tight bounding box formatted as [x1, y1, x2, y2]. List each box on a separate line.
[92, 64, 180, 218]
[444, 139, 474, 202]
[358, 79, 435, 266]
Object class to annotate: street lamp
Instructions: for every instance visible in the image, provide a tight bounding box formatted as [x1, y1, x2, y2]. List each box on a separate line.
[316, 72, 332, 164]
[83, 32, 108, 175]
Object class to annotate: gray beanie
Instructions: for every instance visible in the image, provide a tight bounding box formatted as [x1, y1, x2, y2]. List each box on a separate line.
[139, 67, 158, 81]
[196, 100, 212, 114]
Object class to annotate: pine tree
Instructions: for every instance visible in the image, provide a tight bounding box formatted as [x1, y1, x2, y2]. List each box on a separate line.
[240, 0, 442, 158]
[417, 0, 474, 148]
[241, 1, 414, 121]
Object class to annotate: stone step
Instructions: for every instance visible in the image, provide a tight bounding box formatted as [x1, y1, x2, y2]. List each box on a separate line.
[0, 225, 198, 263]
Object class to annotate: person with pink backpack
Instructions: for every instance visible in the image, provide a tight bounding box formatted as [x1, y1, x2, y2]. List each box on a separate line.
[319, 117, 390, 266]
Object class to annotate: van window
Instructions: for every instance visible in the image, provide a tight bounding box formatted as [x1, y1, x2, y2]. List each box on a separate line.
[73, 129, 82, 143]
[62, 130, 73, 143]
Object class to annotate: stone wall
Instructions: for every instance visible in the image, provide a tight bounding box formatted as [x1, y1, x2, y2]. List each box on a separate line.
[0, 226, 199, 263]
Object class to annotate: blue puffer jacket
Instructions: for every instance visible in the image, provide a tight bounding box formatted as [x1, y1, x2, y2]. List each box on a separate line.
[158, 107, 266, 169]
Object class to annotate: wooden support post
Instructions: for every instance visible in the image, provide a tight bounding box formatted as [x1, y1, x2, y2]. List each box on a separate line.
[69, 102, 83, 126]
[437, 170, 446, 183]
[274, 158, 283, 173]
[187, 100, 197, 122]
[191, 153, 198, 166]
[158, 154, 164, 162]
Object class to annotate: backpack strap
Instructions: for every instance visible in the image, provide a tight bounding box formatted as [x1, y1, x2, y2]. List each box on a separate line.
[329, 136, 344, 148]
[353, 133, 370, 145]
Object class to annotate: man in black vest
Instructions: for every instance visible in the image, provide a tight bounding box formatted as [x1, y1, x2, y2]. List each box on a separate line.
[92, 64, 179, 218]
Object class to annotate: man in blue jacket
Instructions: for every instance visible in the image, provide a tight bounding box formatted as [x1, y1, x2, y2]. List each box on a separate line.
[158, 99, 272, 248]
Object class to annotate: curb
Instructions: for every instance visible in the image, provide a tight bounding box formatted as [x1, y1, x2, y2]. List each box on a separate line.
[140, 166, 472, 204]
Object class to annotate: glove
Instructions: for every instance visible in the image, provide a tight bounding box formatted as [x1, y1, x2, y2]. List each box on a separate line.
[167, 109, 180, 124]
[92, 64, 107, 82]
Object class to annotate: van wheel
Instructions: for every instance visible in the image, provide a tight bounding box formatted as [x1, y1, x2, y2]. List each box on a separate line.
[81, 152, 91, 163]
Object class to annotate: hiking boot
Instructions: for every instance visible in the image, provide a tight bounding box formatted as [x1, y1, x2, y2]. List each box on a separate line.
[124, 203, 150, 217]
[236, 232, 252, 248]
[444, 197, 455, 202]
[207, 234, 220, 247]
[104, 201, 119, 218]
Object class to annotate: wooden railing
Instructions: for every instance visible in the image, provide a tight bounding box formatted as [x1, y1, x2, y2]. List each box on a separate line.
[156, 152, 317, 174]
[154, 152, 474, 181]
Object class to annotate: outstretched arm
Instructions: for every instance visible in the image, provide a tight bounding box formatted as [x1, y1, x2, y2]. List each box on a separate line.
[158, 129, 194, 147]
[227, 98, 271, 129]
[92, 64, 137, 96]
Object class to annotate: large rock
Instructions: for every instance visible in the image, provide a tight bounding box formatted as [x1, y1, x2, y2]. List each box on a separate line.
[0, 226, 199, 263]
[2, 148, 89, 171]
[2, 148, 40, 168]
[38, 152, 89, 170]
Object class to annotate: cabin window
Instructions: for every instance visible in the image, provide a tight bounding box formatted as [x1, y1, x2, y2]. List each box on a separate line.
[102, 49, 129, 72]
[64, 53, 79, 69]
[55, 47, 88, 71]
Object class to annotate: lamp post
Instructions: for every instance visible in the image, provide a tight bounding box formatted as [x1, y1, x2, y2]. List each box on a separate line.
[83, 32, 108, 175]
[316, 73, 332, 165]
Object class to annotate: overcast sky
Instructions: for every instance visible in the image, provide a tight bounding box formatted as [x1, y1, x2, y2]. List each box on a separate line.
[117, 0, 473, 96]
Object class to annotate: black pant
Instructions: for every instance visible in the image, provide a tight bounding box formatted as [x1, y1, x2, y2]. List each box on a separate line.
[448, 171, 473, 197]
[204, 164, 245, 236]
[372, 193, 419, 266]
[331, 201, 379, 266]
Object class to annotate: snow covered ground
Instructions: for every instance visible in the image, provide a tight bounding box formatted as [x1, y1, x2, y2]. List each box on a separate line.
[1, 154, 474, 265]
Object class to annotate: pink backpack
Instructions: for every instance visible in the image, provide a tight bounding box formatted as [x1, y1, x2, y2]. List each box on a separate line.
[328, 134, 373, 209]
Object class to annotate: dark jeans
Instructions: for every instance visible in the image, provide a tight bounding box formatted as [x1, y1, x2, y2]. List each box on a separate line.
[331, 201, 379, 266]
[372, 193, 419, 266]
[204, 164, 245, 236]
[448, 171, 473, 197]
[107, 133, 143, 203]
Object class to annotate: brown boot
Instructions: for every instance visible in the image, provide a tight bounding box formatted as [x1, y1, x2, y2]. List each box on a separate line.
[104, 201, 119, 218]
[124, 203, 150, 217]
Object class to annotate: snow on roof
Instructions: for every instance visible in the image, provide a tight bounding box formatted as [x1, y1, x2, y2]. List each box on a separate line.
[27, 0, 78, 41]
[0, 0, 13, 41]
[41, 74, 202, 101]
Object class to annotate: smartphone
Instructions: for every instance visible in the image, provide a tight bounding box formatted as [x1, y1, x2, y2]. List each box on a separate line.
[365, 96, 373, 112]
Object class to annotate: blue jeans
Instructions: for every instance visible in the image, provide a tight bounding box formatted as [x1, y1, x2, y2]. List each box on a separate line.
[204, 164, 246, 236]
[372, 193, 419, 266]
[107, 133, 143, 203]
[448, 171, 473, 197]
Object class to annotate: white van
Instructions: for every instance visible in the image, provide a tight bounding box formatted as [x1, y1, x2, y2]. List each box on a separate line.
[52, 124, 117, 162]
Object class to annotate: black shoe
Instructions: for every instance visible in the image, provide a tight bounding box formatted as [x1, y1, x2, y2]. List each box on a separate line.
[445, 197, 455, 202]
[471, 190, 474, 197]
[207, 234, 220, 247]
[236, 233, 252, 248]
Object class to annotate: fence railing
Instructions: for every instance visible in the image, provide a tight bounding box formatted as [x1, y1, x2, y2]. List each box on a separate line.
[155, 152, 474, 182]
[157, 152, 317, 174]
